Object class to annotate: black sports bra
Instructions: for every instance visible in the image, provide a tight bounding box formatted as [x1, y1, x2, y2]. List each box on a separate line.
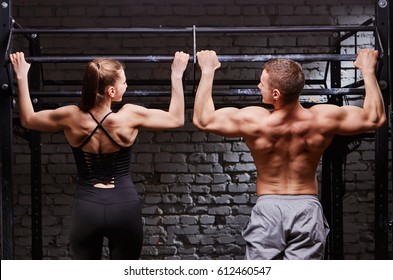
[71, 111, 131, 185]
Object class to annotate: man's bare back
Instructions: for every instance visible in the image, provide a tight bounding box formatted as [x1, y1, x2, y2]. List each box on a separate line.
[193, 49, 385, 196]
[193, 48, 385, 260]
[242, 104, 334, 195]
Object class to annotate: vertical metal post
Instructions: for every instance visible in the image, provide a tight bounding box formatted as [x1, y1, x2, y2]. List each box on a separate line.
[374, 0, 390, 260]
[331, 56, 344, 260]
[331, 139, 344, 260]
[322, 136, 345, 260]
[29, 124, 42, 260]
[321, 155, 332, 259]
[28, 34, 43, 260]
[321, 38, 344, 259]
[0, 0, 14, 259]
[192, 25, 197, 94]
[389, 0, 393, 259]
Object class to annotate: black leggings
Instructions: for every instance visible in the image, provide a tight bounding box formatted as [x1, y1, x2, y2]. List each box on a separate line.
[70, 198, 143, 260]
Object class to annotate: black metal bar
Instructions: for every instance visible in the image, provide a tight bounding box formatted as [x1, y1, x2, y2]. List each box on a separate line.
[0, 0, 15, 260]
[5, 25, 13, 57]
[12, 26, 194, 34]
[332, 152, 344, 260]
[29, 129, 42, 260]
[192, 25, 197, 94]
[320, 36, 344, 260]
[41, 78, 340, 87]
[375, 122, 389, 259]
[45, 80, 326, 87]
[212, 88, 365, 96]
[218, 54, 358, 62]
[343, 80, 365, 88]
[338, 18, 375, 42]
[21, 54, 358, 63]
[390, 0, 393, 259]
[322, 61, 330, 89]
[24, 55, 177, 63]
[374, 0, 390, 260]
[12, 21, 38, 45]
[321, 155, 332, 259]
[321, 135, 346, 260]
[195, 25, 375, 33]
[43, 79, 173, 86]
[11, 25, 375, 35]
[331, 47, 344, 260]
[24, 88, 366, 98]
[29, 34, 43, 260]
[374, 27, 385, 57]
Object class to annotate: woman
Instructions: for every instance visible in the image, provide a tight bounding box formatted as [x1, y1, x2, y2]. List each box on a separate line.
[10, 51, 189, 259]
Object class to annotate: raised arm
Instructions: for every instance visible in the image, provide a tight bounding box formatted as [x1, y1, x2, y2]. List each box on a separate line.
[355, 49, 386, 129]
[122, 51, 188, 130]
[10, 52, 70, 131]
[193, 50, 266, 137]
[167, 51, 188, 127]
[314, 49, 386, 135]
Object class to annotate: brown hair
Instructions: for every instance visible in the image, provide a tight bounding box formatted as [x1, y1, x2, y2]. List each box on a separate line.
[263, 58, 305, 103]
[80, 58, 125, 111]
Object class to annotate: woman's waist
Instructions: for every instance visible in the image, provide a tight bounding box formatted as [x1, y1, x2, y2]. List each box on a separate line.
[77, 173, 130, 185]
[75, 177, 139, 204]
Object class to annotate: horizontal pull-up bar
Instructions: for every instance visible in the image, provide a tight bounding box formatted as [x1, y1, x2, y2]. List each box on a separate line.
[41, 79, 330, 87]
[25, 88, 365, 98]
[13, 27, 193, 34]
[196, 25, 375, 33]
[12, 25, 375, 35]
[213, 88, 365, 96]
[23, 53, 358, 63]
[220, 54, 357, 62]
[24, 55, 177, 63]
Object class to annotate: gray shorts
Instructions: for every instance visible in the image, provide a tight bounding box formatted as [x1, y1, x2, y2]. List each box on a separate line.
[242, 195, 330, 260]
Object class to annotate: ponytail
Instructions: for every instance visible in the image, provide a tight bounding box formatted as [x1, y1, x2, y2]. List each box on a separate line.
[79, 59, 125, 112]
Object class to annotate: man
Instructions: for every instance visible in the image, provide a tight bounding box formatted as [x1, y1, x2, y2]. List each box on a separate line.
[193, 49, 386, 259]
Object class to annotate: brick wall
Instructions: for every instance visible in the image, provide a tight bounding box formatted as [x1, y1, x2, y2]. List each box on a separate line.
[7, 0, 392, 259]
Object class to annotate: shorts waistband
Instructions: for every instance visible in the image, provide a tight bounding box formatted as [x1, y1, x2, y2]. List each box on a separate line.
[257, 194, 319, 201]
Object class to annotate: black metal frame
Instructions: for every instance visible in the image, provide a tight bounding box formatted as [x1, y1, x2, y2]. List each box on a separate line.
[27, 34, 43, 260]
[1, 0, 14, 260]
[1, 0, 391, 260]
[374, 0, 391, 260]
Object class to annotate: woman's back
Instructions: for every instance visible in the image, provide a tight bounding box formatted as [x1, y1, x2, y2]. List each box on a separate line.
[62, 105, 138, 153]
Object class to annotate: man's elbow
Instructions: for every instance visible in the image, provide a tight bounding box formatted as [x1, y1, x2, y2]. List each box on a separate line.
[376, 114, 387, 128]
[21, 120, 29, 128]
[369, 113, 387, 130]
[192, 115, 207, 131]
